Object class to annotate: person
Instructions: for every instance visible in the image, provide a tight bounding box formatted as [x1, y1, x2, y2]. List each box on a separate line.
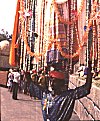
[78, 64, 85, 77]
[32, 61, 92, 121]
[23, 71, 31, 95]
[29, 70, 37, 99]
[31, 69, 38, 85]
[12, 68, 20, 100]
[19, 69, 25, 93]
[83, 65, 88, 78]
[38, 71, 48, 91]
[7, 69, 14, 92]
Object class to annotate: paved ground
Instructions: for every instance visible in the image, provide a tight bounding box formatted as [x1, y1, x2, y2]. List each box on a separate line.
[0, 87, 43, 121]
[0, 87, 80, 121]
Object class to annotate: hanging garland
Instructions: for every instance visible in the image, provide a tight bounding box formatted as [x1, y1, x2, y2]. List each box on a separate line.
[19, 0, 98, 60]
[55, 0, 98, 59]
[53, 0, 85, 25]
[20, 0, 36, 57]
[47, 0, 98, 59]
[19, 0, 53, 59]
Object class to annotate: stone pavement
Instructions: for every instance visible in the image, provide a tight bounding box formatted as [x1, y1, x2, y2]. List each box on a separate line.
[0, 87, 80, 121]
[0, 87, 43, 121]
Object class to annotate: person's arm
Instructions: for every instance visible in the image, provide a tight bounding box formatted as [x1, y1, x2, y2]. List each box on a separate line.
[85, 61, 92, 91]
[74, 61, 92, 99]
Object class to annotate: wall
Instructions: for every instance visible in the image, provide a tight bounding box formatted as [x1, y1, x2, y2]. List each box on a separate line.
[0, 71, 8, 86]
[69, 75, 100, 120]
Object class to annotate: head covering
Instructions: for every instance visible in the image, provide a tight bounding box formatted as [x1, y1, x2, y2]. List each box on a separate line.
[49, 71, 65, 79]
[32, 69, 37, 73]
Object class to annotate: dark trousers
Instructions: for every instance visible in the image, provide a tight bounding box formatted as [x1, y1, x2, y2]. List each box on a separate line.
[12, 82, 19, 99]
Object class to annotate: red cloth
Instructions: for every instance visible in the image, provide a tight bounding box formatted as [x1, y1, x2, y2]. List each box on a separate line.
[32, 69, 37, 73]
[49, 71, 65, 79]
[9, 0, 20, 66]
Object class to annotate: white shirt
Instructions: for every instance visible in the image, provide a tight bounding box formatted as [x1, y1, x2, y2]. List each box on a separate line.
[13, 72, 20, 83]
[8, 72, 14, 81]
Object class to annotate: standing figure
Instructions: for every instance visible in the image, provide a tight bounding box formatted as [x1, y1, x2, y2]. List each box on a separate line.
[7, 69, 14, 92]
[19, 69, 25, 93]
[24, 71, 31, 95]
[12, 68, 20, 100]
[30, 70, 37, 99]
[38, 71, 48, 91]
[32, 61, 92, 121]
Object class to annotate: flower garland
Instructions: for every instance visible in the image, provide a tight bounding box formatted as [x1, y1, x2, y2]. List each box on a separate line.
[53, 0, 85, 25]
[19, 0, 55, 59]
[20, 0, 37, 57]
[19, 0, 98, 60]
[55, 0, 98, 59]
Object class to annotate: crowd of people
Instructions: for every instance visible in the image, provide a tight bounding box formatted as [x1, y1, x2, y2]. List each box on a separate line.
[6, 61, 92, 121]
[7, 67, 49, 100]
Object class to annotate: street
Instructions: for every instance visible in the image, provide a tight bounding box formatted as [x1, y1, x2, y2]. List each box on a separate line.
[0, 87, 80, 121]
[0, 87, 43, 121]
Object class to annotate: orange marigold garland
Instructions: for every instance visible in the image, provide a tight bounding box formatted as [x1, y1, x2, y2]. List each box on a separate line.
[19, 0, 98, 61]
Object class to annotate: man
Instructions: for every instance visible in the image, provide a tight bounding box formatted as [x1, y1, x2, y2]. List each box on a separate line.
[12, 68, 20, 100]
[33, 61, 92, 121]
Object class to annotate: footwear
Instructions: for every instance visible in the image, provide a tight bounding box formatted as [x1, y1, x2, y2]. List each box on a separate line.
[13, 98, 18, 100]
[14, 99, 19, 100]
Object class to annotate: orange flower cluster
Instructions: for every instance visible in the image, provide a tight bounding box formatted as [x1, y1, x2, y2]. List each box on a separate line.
[19, 0, 98, 60]
[52, 0, 98, 59]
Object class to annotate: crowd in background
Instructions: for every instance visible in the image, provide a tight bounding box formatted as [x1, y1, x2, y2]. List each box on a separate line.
[7, 67, 50, 100]
[6, 63, 94, 101]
